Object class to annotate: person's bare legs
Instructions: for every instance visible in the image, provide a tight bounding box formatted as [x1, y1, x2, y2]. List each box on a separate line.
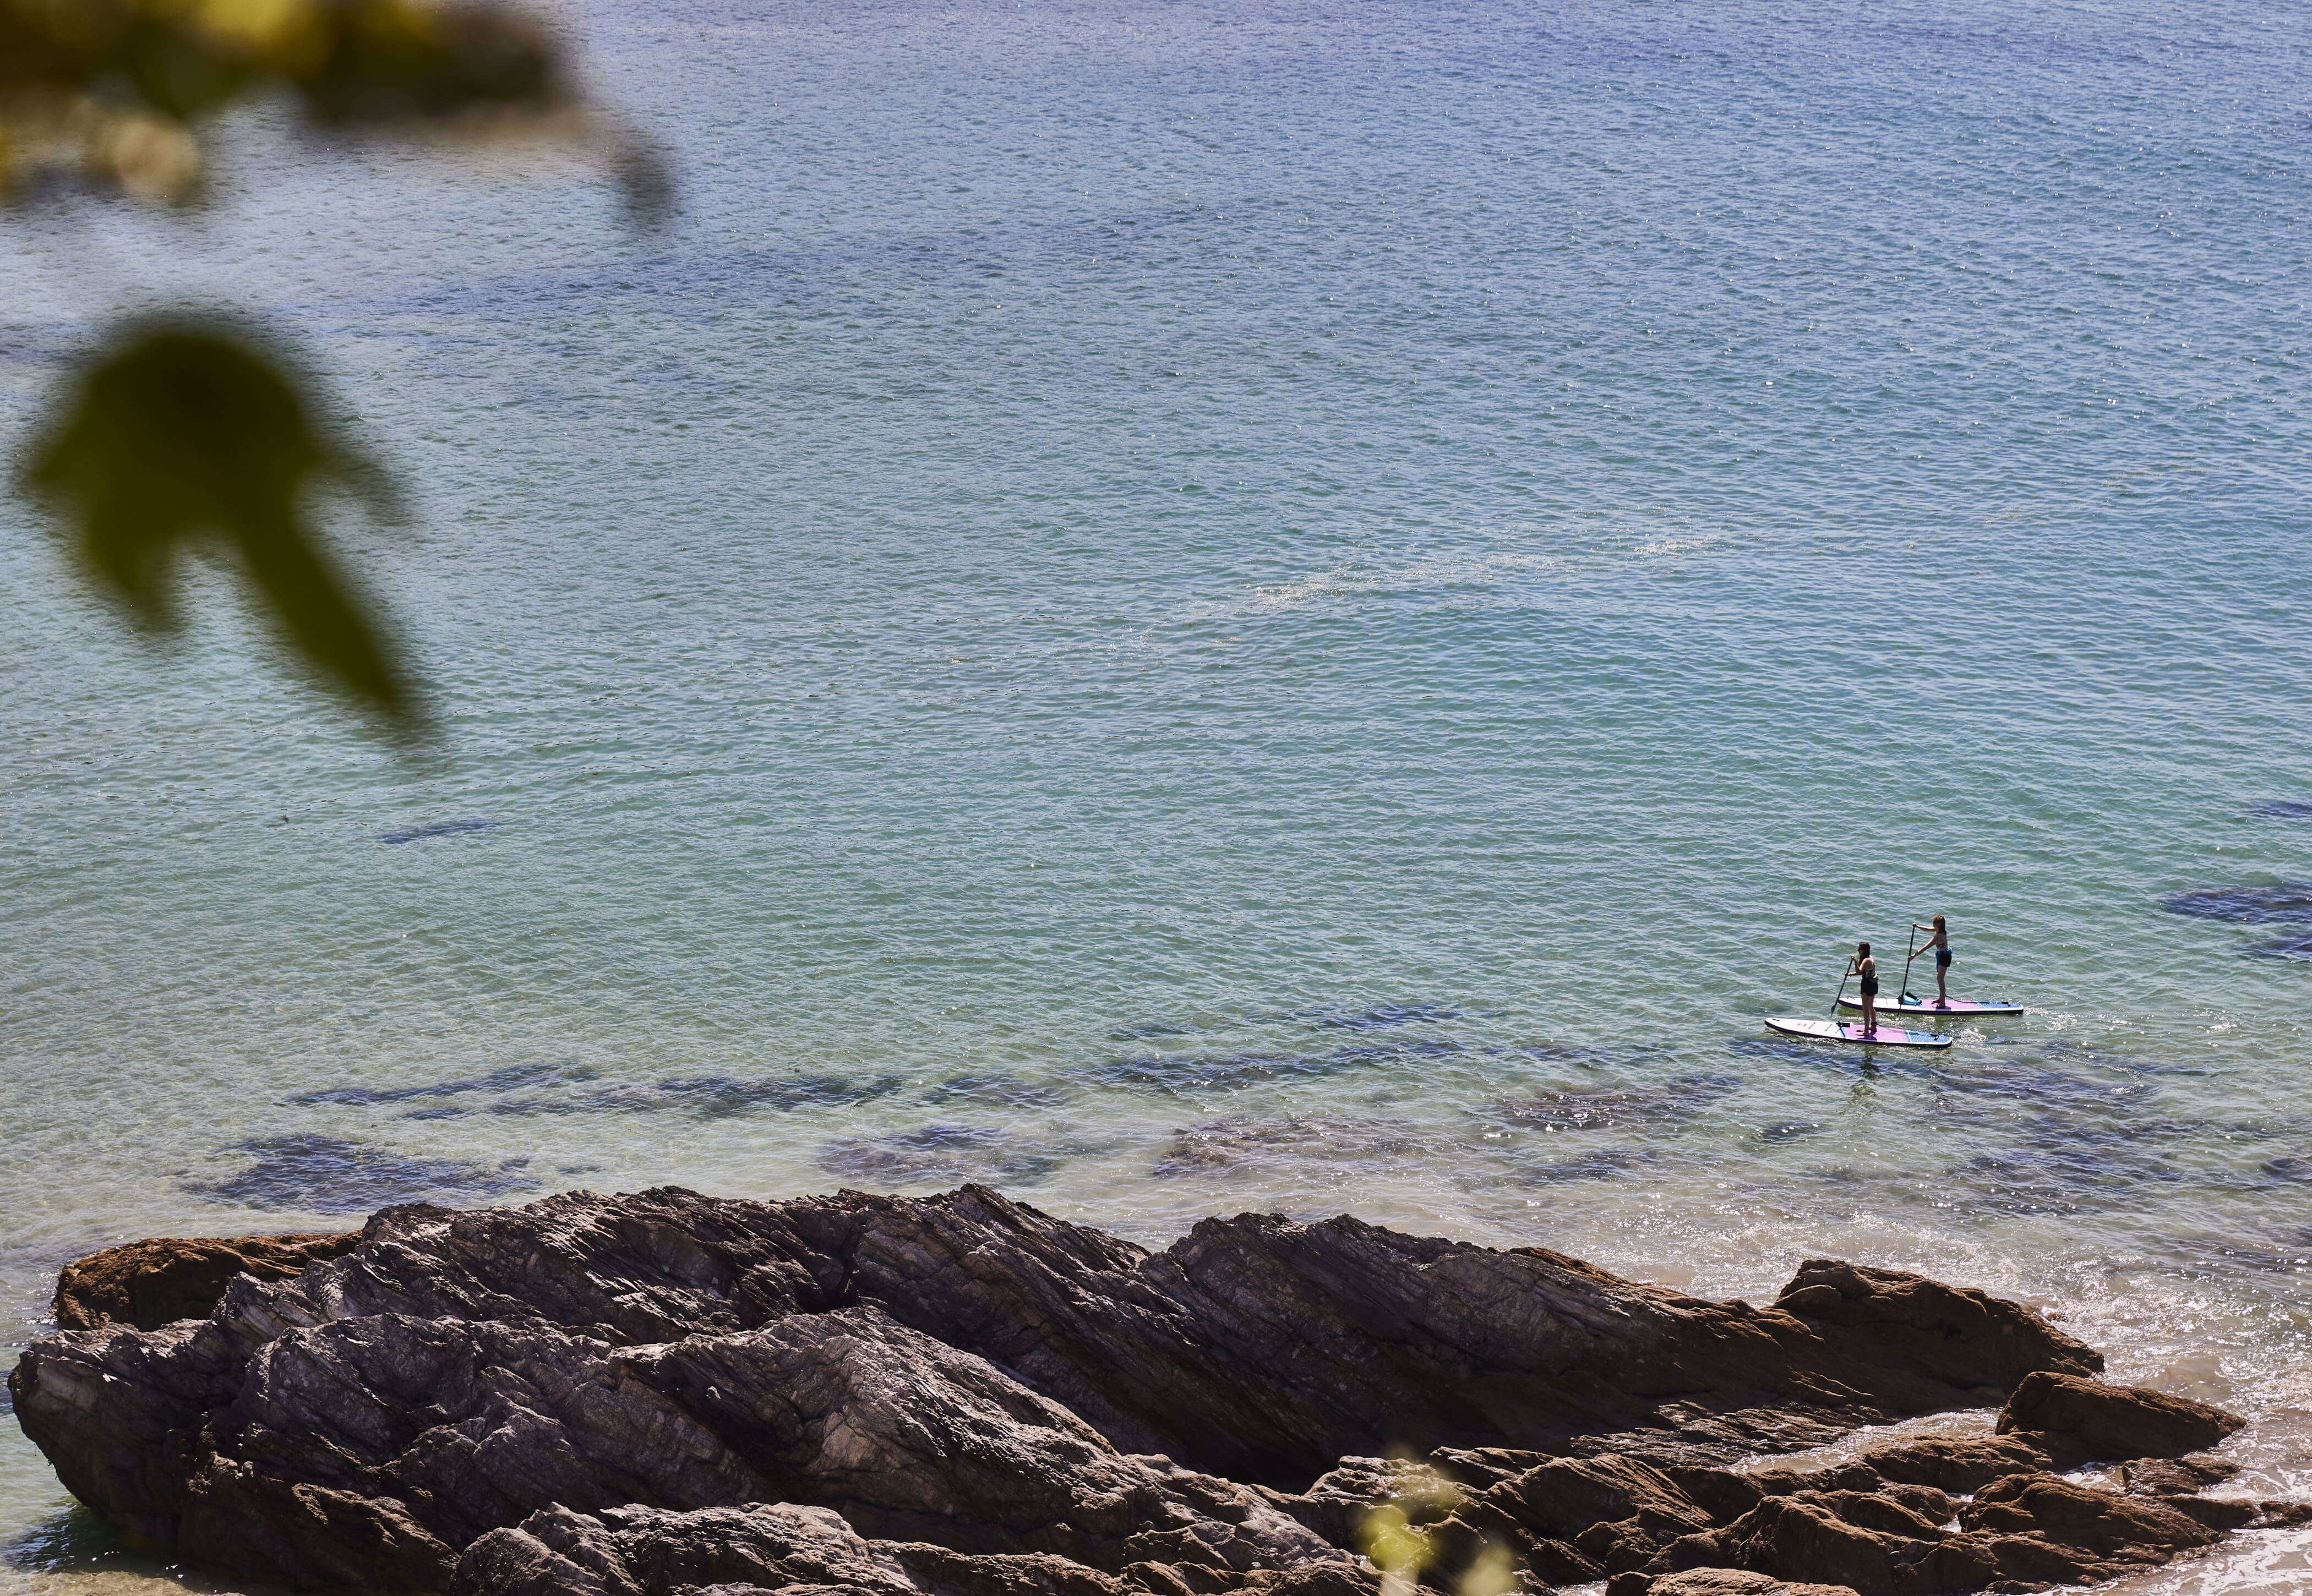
[1937, 961, 1948, 1005]
[1863, 992, 1877, 1035]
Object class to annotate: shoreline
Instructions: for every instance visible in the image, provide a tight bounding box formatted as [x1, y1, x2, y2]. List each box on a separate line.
[9, 1186, 2302, 1596]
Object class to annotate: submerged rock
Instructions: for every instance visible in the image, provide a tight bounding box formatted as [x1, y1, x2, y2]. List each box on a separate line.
[2161, 883, 2312, 923]
[182, 1133, 536, 1211]
[4, 1186, 2281, 1596]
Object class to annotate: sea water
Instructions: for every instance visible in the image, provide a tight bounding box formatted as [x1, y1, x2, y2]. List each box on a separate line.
[2, 0, 2309, 1588]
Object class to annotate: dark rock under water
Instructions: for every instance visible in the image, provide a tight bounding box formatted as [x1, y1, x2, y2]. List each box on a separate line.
[379, 818, 497, 845]
[180, 1134, 536, 1212]
[8, 1187, 2293, 1596]
[2161, 883, 2312, 923]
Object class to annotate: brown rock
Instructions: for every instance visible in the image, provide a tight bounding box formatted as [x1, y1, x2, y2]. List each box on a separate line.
[1657, 1496, 1934, 1593]
[1482, 1455, 1714, 1546]
[52, 1231, 361, 1331]
[0, 1187, 2230, 1596]
[1771, 1261, 2102, 1402]
[1238, 1567, 1383, 1596]
[1646, 1471, 2234, 1596]
[1960, 1473, 2217, 1560]
[1658, 1464, 1768, 1523]
[1995, 1372, 2245, 1467]
[1854, 1434, 2049, 1493]
[449, 1500, 1113, 1596]
[2115, 1455, 2239, 1496]
[1782, 1492, 1940, 1542]
[1609, 1571, 1861, 1596]
[1422, 1447, 1553, 1489]
[1269, 1457, 1451, 1544]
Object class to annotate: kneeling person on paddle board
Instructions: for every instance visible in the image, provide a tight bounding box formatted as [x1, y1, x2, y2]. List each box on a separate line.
[1848, 942, 1879, 1035]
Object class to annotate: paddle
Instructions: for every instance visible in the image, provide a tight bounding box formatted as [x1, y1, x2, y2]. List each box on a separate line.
[1900, 923, 1925, 1008]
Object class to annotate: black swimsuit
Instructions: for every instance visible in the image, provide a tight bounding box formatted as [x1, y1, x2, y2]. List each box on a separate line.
[1859, 970, 1879, 997]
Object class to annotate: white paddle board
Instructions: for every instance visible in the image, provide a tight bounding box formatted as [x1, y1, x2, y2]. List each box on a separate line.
[1836, 996, 2024, 1018]
[1764, 1017, 1952, 1048]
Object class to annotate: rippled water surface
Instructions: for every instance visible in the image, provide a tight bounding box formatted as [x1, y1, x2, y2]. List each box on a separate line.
[4, 0, 2311, 1588]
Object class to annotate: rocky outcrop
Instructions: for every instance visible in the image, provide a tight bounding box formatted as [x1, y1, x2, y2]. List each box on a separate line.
[1381, 1424, 2275, 1596]
[448, 1501, 1383, 1596]
[1995, 1370, 2246, 1466]
[6, 1185, 2283, 1596]
[51, 1230, 361, 1330]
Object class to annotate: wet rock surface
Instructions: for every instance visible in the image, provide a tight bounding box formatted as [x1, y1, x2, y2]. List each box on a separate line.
[7, 1186, 2286, 1596]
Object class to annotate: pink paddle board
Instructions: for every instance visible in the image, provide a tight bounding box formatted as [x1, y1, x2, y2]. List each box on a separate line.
[1764, 1016, 1952, 1048]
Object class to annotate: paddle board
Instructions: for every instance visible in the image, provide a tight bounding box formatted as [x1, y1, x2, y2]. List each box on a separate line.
[1764, 1017, 1952, 1048]
[1836, 996, 2024, 1018]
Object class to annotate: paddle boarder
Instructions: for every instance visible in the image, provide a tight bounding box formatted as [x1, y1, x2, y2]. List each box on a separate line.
[1918, 916, 1952, 1007]
[1847, 942, 1879, 1035]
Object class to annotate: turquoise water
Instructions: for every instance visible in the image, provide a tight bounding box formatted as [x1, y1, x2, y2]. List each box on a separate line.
[4, 0, 2312, 1587]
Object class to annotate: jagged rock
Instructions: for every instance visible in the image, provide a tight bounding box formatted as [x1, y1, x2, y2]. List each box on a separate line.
[1657, 1464, 1769, 1524]
[1959, 1473, 2216, 1560]
[1478, 1454, 1714, 1573]
[2117, 1455, 2239, 1497]
[1995, 1371, 2244, 1466]
[1644, 1455, 2261, 1596]
[0, 1186, 2265, 1596]
[34, 1301, 1334, 1592]
[449, 1501, 1126, 1596]
[1608, 1571, 1861, 1596]
[52, 1231, 361, 1331]
[1742, 1463, 1884, 1501]
[1270, 1458, 1448, 1545]
[1645, 1495, 1902, 1593]
[1769, 1262, 2102, 1399]
[1853, 1434, 2049, 1494]
[2096, 1456, 2312, 1534]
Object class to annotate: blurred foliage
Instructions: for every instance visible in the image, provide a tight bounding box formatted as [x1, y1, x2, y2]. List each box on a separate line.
[19, 318, 421, 730]
[4, 0, 670, 739]
[1357, 1504, 1433, 1587]
[1454, 1543, 1518, 1596]
[4, 0, 574, 205]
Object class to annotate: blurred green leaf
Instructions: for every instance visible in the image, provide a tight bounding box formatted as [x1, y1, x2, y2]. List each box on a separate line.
[16, 317, 426, 736]
[5, 1, 675, 746]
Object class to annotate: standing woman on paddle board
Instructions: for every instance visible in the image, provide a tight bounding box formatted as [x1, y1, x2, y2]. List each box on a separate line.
[1921, 916, 1952, 1006]
[1848, 942, 1879, 1035]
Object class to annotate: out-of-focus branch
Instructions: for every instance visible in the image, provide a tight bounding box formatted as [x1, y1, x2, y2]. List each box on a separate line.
[19, 318, 426, 736]
[0, 0, 668, 207]
[4, 0, 677, 744]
